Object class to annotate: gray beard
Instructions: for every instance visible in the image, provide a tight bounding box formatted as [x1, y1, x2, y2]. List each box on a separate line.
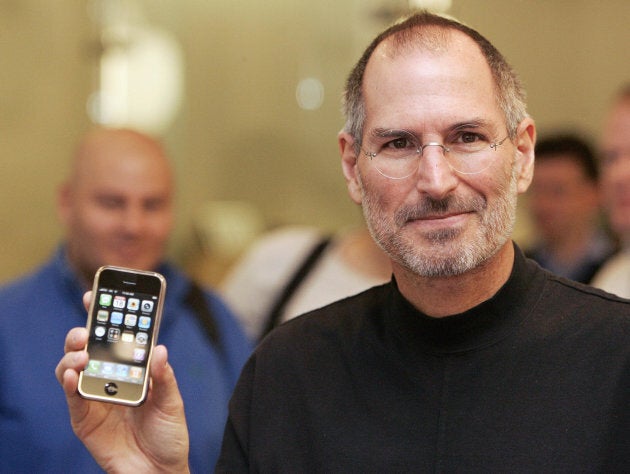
[359, 165, 519, 278]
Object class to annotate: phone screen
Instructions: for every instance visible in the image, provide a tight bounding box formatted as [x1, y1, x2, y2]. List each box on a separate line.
[79, 266, 166, 406]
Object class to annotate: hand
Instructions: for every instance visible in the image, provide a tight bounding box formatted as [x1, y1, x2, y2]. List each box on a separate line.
[55, 292, 190, 473]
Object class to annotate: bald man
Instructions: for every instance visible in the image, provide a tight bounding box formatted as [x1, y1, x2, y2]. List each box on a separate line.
[0, 128, 252, 473]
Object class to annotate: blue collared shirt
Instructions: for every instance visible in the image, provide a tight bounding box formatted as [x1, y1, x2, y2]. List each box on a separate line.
[0, 247, 253, 473]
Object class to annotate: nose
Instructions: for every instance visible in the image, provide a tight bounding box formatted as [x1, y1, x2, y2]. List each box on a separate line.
[414, 143, 458, 199]
[120, 206, 145, 236]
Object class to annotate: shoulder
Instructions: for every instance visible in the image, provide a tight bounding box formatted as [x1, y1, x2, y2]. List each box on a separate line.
[537, 272, 630, 341]
[0, 261, 55, 302]
[255, 284, 389, 358]
[163, 264, 242, 322]
[544, 270, 630, 307]
[590, 251, 630, 298]
[223, 226, 327, 281]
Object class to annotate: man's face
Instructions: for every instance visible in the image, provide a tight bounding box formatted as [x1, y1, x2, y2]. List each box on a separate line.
[600, 98, 630, 238]
[341, 33, 534, 278]
[528, 154, 599, 242]
[59, 137, 174, 283]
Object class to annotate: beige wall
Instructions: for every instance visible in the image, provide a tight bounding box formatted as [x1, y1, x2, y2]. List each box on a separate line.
[1, 0, 629, 283]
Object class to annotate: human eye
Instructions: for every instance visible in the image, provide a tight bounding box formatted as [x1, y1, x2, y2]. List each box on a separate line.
[380, 133, 417, 157]
[95, 194, 124, 210]
[449, 130, 490, 152]
[144, 198, 168, 212]
[600, 149, 619, 168]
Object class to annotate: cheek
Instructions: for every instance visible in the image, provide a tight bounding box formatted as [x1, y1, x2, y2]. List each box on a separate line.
[71, 208, 114, 238]
[147, 216, 173, 242]
[360, 165, 416, 206]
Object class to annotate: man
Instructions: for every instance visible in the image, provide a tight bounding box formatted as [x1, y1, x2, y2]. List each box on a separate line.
[590, 85, 630, 295]
[0, 128, 252, 473]
[525, 134, 616, 283]
[56, 13, 629, 472]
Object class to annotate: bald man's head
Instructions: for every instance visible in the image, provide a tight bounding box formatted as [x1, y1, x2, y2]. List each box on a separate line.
[58, 128, 175, 285]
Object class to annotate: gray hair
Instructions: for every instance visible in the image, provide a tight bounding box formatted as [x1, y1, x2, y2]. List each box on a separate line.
[342, 11, 528, 151]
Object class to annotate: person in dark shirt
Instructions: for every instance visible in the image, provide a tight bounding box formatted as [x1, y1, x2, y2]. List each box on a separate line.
[55, 12, 630, 472]
[525, 134, 616, 282]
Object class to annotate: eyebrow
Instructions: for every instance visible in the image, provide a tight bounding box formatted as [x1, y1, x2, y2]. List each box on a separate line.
[368, 118, 498, 139]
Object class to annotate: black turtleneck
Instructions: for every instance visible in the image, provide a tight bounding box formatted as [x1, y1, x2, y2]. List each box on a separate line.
[217, 244, 630, 473]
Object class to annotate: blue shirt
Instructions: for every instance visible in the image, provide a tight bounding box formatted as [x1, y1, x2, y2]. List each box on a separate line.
[0, 247, 253, 473]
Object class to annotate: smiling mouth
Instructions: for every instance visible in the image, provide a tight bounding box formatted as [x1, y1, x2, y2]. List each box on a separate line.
[394, 194, 486, 228]
[407, 210, 475, 227]
[416, 211, 469, 220]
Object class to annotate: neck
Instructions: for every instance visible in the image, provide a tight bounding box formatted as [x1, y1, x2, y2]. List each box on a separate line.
[393, 241, 515, 318]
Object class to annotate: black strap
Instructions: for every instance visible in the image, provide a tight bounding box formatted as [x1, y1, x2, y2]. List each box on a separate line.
[260, 236, 332, 340]
[184, 281, 222, 352]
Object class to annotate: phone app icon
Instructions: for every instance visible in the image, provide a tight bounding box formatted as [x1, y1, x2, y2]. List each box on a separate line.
[110, 311, 123, 325]
[86, 360, 101, 374]
[129, 366, 143, 380]
[107, 328, 121, 341]
[113, 295, 126, 309]
[116, 364, 129, 377]
[124, 314, 137, 326]
[97, 310, 109, 322]
[136, 332, 148, 345]
[102, 362, 115, 375]
[121, 331, 134, 343]
[94, 326, 106, 338]
[133, 348, 146, 362]
[141, 300, 154, 313]
[127, 298, 140, 310]
[99, 293, 112, 306]
[138, 316, 152, 329]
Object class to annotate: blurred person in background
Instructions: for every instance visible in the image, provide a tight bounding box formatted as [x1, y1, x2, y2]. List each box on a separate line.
[591, 84, 630, 295]
[220, 225, 391, 341]
[525, 133, 616, 283]
[0, 127, 252, 473]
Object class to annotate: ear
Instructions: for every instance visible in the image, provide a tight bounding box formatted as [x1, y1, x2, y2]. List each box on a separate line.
[338, 130, 363, 205]
[56, 181, 73, 226]
[512, 117, 536, 194]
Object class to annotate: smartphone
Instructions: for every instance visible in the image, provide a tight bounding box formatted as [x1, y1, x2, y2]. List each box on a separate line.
[78, 265, 166, 406]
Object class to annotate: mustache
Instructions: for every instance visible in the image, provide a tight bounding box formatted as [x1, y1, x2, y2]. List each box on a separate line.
[394, 195, 486, 225]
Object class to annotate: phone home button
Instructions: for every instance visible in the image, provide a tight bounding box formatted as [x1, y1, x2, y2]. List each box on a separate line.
[104, 382, 118, 396]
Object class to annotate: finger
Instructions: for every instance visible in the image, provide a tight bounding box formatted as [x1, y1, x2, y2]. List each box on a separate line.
[55, 349, 88, 386]
[56, 328, 88, 386]
[82, 291, 93, 311]
[64, 327, 89, 353]
[60, 364, 93, 433]
[147, 346, 187, 416]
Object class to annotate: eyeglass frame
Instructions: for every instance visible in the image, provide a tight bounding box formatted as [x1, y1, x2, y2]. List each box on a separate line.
[360, 130, 510, 179]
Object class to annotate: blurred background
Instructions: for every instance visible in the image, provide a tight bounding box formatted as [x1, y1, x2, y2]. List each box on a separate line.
[1, 0, 629, 284]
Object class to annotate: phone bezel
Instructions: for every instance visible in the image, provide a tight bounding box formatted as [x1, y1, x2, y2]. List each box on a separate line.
[78, 265, 166, 406]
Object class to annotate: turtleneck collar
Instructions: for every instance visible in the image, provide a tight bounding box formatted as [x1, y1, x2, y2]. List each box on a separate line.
[386, 243, 546, 355]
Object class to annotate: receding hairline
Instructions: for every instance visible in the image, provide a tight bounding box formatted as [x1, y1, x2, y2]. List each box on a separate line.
[342, 11, 528, 145]
[366, 27, 492, 84]
[376, 23, 456, 57]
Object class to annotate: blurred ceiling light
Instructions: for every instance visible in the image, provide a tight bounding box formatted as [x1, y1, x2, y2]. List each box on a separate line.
[87, 3, 184, 135]
[372, 0, 451, 23]
[408, 0, 452, 12]
[296, 77, 325, 111]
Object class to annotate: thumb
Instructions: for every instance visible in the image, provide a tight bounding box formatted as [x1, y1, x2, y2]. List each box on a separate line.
[147, 345, 186, 417]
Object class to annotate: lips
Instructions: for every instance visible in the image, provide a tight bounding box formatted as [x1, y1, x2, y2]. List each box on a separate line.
[413, 211, 470, 221]
[394, 194, 486, 228]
